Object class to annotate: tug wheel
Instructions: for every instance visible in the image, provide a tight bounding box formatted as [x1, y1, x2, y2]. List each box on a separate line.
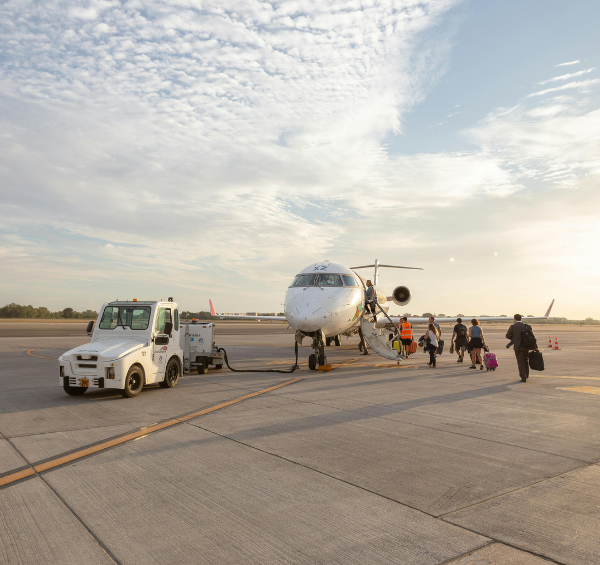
[122, 366, 144, 398]
[160, 358, 180, 388]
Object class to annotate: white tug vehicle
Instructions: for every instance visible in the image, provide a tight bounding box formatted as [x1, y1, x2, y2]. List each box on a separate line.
[59, 299, 183, 398]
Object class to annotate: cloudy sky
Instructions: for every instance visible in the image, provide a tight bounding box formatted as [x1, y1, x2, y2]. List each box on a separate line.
[1, 0, 599, 318]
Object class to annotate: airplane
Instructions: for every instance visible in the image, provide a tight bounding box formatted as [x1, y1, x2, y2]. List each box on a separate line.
[210, 259, 555, 370]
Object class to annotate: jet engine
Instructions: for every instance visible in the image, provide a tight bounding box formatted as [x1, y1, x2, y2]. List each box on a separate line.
[391, 285, 411, 306]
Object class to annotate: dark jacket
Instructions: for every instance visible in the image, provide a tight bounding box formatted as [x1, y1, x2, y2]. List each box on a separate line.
[506, 321, 528, 351]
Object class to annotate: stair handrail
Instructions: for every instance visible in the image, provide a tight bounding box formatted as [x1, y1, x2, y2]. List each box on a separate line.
[352, 270, 402, 345]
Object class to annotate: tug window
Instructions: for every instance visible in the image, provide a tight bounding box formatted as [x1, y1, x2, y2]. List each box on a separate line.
[292, 274, 316, 286]
[317, 274, 343, 286]
[99, 306, 151, 330]
[155, 307, 172, 333]
[342, 275, 358, 286]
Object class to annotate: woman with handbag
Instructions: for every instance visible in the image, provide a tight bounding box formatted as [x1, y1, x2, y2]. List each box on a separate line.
[425, 323, 439, 368]
[468, 318, 486, 370]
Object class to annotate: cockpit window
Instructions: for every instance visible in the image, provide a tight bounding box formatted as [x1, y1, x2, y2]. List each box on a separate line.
[317, 274, 343, 286]
[291, 273, 357, 287]
[292, 274, 317, 286]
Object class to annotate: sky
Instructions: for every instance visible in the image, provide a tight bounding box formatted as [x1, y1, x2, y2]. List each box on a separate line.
[1, 0, 599, 319]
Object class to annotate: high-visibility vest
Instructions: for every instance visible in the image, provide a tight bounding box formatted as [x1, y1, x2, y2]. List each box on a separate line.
[400, 322, 412, 339]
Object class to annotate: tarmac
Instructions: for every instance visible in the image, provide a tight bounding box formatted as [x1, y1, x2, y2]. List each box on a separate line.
[1, 320, 599, 565]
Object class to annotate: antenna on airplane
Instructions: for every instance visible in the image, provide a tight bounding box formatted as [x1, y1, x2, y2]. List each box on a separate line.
[351, 260, 424, 286]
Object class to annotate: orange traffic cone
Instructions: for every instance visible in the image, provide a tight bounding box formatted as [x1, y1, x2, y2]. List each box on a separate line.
[553, 336, 560, 350]
[548, 335, 553, 348]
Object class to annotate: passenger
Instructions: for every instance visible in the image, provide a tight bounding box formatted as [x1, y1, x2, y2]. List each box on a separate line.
[429, 315, 442, 357]
[425, 323, 439, 368]
[365, 280, 377, 321]
[468, 318, 486, 370]
[451, 317, 468, 363]
[505, 314, 529, 382]
[399, 316, 413, 357]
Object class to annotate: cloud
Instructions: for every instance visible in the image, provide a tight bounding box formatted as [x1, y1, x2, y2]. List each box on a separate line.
[539, 67, 595, 85]
[556, 60, 580, 67]
[0, 0, 599, 317]
[526, 79, 600, 98]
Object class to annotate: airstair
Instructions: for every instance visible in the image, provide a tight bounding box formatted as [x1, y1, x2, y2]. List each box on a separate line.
[359, 305, 403, 362]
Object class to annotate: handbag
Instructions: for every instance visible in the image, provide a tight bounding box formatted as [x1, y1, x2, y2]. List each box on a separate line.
[528, 350, 545, 371]
[449, 343, 454, 354]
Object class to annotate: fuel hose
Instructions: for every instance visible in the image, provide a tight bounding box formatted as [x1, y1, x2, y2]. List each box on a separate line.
[217, 341, 299, 374]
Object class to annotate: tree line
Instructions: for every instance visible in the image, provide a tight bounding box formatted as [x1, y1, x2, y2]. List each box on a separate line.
[0, 303, 97, 319]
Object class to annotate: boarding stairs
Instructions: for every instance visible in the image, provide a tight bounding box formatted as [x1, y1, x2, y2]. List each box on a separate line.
[360, 304, 403, 362]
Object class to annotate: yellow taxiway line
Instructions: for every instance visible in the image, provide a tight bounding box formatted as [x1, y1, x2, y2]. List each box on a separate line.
[557, 387, 600, 395]
[529, 375, 600, 380]
[26, 348, 59, 360]
[0, 377, 302, 489]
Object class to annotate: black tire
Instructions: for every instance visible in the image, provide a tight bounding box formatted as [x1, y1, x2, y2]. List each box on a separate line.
[318, 353, 326, 366]
[325, 337, 331, 346]
[122, 366, 144, 398]
[64, 384, 87, 396]
[160, 357, 180, 389]
[334, 335, 341, 346]
[197, 359, 208, 374]
[215, 364, 223, 370]
[308, 354, 316, 371]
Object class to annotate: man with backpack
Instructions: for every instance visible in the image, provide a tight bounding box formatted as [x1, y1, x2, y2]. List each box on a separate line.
[506, 314, 537, 382]
[451, 317, 468, 363]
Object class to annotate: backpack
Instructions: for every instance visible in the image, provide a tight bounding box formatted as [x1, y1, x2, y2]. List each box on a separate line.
[521, 324, 537, 350]
[457, 324, 467, 339]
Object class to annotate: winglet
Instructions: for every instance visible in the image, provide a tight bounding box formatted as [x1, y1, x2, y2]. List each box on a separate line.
[544, 299, 555, 318]
[209, 299, 216, 316]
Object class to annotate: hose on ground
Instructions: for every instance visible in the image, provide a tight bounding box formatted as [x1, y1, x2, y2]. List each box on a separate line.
[216, 341, 299, 374]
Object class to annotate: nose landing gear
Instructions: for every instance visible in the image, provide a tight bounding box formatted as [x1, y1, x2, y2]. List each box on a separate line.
[308, 334, 326, 371]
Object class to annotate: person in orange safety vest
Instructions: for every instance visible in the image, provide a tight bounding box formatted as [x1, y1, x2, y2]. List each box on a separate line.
[399, 316, 413, 357]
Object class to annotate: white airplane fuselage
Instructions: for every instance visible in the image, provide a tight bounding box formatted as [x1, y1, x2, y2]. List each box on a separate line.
[284, 261, 384, 337]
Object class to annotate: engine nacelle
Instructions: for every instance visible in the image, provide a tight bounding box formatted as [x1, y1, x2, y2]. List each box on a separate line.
[391, 285, 412, 306]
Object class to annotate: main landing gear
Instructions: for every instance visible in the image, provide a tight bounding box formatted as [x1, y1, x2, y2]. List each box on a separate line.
[325, 335, 341, 347]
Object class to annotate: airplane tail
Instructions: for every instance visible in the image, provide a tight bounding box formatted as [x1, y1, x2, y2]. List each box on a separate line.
[209, 299, 216, 316]
[544, 299, 555, 318]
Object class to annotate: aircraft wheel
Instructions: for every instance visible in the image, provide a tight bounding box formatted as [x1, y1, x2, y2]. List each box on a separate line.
[334, 335, 341, 346]
[308, 354, 317, 371]
[318, 353, 327, 366]
[325, 337, 331, 346]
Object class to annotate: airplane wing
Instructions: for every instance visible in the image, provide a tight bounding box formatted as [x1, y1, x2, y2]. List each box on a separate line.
[209, 300, 288, 322]
[383, 299, 555, 325]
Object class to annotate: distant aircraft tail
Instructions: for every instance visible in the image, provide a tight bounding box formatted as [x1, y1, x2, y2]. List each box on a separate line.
[544, 299, 555, 318]
[209, 299, 216, 316]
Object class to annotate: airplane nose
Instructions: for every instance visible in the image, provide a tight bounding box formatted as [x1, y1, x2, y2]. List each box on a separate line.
[290, 301, 328, 332]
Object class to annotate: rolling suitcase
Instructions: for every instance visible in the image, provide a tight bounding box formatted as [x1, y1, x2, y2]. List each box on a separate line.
[483, 352, 498, 371]
[528, 350, 545, 371]
[408, 340, 418, 354]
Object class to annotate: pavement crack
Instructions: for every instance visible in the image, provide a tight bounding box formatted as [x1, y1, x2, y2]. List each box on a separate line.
[4, 436, 122, 565]
[272, 392, 593, 465]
